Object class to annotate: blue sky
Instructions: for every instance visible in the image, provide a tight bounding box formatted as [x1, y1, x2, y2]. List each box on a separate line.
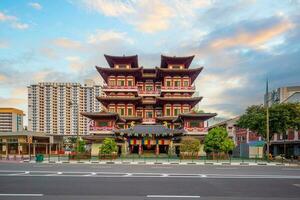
[1, 0, 300, 124]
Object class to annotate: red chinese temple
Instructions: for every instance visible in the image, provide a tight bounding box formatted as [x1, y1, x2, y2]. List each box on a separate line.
[81, 55, 217, 155]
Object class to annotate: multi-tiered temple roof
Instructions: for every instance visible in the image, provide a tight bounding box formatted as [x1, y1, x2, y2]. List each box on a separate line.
[82, 54, 217, 138]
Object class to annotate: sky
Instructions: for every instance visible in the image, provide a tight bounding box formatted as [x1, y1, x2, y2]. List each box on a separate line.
[0, 0, 300, 125]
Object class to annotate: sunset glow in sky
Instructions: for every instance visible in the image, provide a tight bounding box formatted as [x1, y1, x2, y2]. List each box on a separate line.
[1, 0, 300, 124]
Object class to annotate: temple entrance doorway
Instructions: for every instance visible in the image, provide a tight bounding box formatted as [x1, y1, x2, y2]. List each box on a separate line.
[159, 145, 169, 154]
[143, 144, 156, 155]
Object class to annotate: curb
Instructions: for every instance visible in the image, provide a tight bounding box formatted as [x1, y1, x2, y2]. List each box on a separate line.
[16, 160, 299, 167]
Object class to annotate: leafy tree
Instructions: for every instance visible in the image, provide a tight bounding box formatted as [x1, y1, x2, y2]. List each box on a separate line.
[237, 105, 266, 137]
[204, 127, 234, 153]
[237, 103, 300, 140]
[221, 138, 235, 153]
[77, 140, 86, 153]
[180, 137, 201, 153]
[100, 138, 118, 154]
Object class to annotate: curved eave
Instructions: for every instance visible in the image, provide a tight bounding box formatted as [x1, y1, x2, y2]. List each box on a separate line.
[173, 113, 217, 123]
[95, 66, 143, 83]
[104, 54, 138, 68]
[156, 67, 203, 83]
[160, 55, 195, 68]
[156, 116, 177, 121]
[96, 96, 142, 106]
[123, 116, 143, 122]
[80, 111, 125, 122]
[156, 97, 203, 107]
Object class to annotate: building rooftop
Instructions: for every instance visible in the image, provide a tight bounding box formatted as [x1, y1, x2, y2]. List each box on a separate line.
[0, 108, 25, 115]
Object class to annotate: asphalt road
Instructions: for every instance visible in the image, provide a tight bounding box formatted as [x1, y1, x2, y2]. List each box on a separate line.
[0, 163, 299, 200]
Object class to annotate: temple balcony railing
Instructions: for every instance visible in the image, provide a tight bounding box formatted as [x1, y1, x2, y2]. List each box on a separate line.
[102, 85, 138, 92]
[90, 126, 115, 131]
[184, 127, 208, 135]
[161, 85, 195, 92]
[142, 118, 156, 124]
[138, 90, 161, 96]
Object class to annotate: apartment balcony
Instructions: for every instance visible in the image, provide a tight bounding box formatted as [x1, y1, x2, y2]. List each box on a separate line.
[102, 85, 138, 92]
[161, 85, 196, 93]
[138, 90, 161, 96]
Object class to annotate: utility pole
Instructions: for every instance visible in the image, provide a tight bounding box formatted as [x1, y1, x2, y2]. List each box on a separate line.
[265, 79, 270, 162]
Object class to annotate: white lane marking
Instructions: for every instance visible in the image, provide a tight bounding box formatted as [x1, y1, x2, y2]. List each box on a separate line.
[7, 171, 29, 176]
[215, 167, 238, 170]
[200, 175, 207, 178]
[0, 194, 44, 196]
[147, 195, 200, 198]
[57, 172, 62, 175]
[124, 173, 132, 176]
[293, 184, 300, 187]
[84, 172, 97, 176]
[162, 174, 168, 177]
[282, 168, 300, 171]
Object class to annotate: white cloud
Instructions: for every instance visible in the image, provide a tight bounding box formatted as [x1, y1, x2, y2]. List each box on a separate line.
[28, 2, 42, 10]
[0, 40, 9, 48]
[53, 38, 82, 49]
[11, 22, 29, 30]
[87, 29, 134, 44]
[0, 12, 17, 21]
[0, 74, 7, 81]
[0, 11, 29, 30]
[65, 56, 84, 72]
[79, 0, 211, 33]
[82, 0, 134, 17]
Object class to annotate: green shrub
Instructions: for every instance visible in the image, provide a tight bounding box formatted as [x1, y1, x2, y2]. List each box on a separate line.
[99, 138, 118, 155]
[180, 137, 200, 153]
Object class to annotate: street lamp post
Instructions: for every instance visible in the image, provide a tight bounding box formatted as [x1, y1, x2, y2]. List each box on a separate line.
[265, 79, 270, 162]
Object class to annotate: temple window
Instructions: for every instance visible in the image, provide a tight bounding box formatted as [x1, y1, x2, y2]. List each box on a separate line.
[117, 80, 125, 86]
[172, 65, 181, 69]
[174, 80, 181, 87]
[127, 80, 133, 86]
[146, 111, 153, 118]
[96, 121, 108, 127]
[108, 79, 115, 86]
[145, 85, 153, 91]
[117, 108, 125, 116]
[156, 110, 162, 117]
[165, 108, 171, 116]
[127, 108, 133, 116]
[183, 80, 189, 87]
[190, 121, 200, 128]
[109, 107, 115, 112]
[116, 64, 129, 69]
[174, 108, 181, 116]
[183, 108, 189, 113]
[137, 111, 143, 117]
[166, 81, 171, 87]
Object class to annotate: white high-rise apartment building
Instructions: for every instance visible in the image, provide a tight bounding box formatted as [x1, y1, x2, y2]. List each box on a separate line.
[0, 108, 24, 132]
[28, 80, 101, 135]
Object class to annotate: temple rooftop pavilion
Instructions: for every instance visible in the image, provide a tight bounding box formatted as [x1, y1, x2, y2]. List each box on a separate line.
[81, 54, 217, 156]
